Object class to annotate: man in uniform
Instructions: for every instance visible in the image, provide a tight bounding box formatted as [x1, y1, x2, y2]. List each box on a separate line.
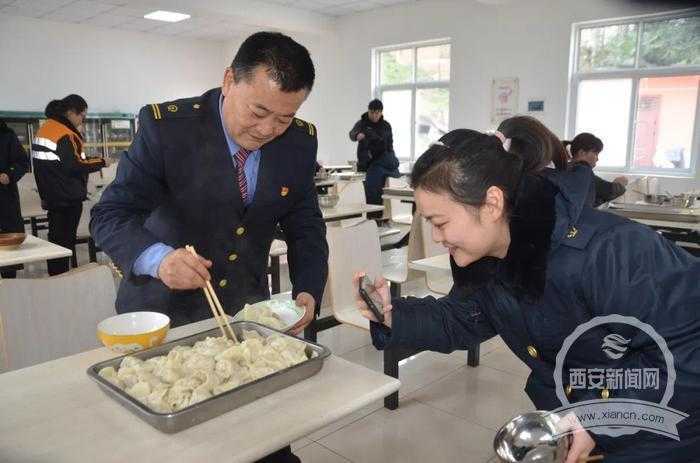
[91, 32, 328, 338]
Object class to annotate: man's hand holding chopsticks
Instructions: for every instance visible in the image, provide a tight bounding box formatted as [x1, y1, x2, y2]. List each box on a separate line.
[158, 248, 213, 290]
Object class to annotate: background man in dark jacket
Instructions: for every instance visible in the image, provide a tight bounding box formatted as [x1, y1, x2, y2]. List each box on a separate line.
[564, 133, 628, 207]
[0, 119, 30, 278]
[349, 99, 400, 207]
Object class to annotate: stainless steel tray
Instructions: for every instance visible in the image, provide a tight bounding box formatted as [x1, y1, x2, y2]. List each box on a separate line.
[87, 322, 331, 433]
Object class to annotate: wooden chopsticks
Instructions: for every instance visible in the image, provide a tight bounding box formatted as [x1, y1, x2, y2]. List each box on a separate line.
[185, 245, 238, 343]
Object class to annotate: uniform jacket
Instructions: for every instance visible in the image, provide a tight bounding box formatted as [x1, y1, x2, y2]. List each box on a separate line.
[0, 123, 29, 232]
[569, 160, 626, 207]
[349, 113, 396, 172]
[90, 88, 329, 327]
[31, 116, 105, 209]
[371, 166, 700, 460]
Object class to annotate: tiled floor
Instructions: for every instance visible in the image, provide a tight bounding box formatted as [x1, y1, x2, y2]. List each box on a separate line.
[15, 237, 535, 462]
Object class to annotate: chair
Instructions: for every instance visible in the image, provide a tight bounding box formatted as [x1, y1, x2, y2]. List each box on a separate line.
[418, 216, 454, 295]
[74, 202, 98, 267]
[334, 178, 368, 227]
[0, 263, 117, 372]
[325, 220, 384, 330]
[382, 212, 426, 298]
[382, 176, 413, 225]
[325, 220, 421, 410]
[17, 175, 47, 236]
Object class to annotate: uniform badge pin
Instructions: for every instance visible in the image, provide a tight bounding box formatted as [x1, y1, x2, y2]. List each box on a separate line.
[281, 187, 289, 197]
[167, 104, 178, 112]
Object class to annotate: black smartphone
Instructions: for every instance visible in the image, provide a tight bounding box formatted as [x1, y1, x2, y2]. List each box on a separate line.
[358, 275, 384, 323]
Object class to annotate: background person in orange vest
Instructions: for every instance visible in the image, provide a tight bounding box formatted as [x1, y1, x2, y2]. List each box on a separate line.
[32, 95, 105, 275]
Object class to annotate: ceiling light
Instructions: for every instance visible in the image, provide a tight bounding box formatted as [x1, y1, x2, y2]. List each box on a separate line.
[144, 10, 191, 23]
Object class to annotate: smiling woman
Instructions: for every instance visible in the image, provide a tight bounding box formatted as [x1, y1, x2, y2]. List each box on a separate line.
[352, 115, 700, 463]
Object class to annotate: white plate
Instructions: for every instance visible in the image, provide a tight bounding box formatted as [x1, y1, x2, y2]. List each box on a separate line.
[232, 298, 304, 332]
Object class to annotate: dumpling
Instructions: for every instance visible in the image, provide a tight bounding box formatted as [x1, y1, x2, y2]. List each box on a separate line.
[144, 384, 171, 413]
[167, 386, 192, 411]
[243, 338, 264, 358]
[242, 329, 263, 341]
[120, 356, 145, 370]
[188, 385, 213, 406]
[126, 381, 151, 400]
[152, 361, 183, 384]
[216, 344, 251, 365]
[183, 352, 216, 373]
[98, 366, 125, 388]
[213, 379, 240, 395]
[214, 358, 236, 380]
[145, 355, 167, 370]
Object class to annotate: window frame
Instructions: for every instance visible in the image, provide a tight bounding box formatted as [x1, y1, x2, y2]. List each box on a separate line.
[566, 8, 700, 177]
[372, 38, 451, 161]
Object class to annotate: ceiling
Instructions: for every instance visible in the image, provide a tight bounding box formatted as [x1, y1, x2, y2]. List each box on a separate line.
[0, 0, 422, 40]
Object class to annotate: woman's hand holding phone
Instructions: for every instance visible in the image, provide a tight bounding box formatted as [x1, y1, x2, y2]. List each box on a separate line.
[353, 272, 393, 328]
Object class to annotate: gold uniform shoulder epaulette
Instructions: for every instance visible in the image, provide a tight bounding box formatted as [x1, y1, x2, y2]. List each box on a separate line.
[291, 117, 317, 138]
[148, 98, 203, 121]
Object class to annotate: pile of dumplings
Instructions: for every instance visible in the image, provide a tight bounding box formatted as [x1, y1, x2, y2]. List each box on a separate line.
[98, 330, 310, 413]
[239, 303, 286, 330]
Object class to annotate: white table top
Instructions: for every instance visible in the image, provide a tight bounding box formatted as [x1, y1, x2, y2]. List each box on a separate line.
[606, 203, 699, 232]
[409, 253, 451, 273]
[321, 203, 384, 221]
[0, 318, 400, 463]
[0, 234, 72, 268]
[383, 186, 414, 196]
[382, 187, 415, 203]
[323, 164, 353, 171]
[314, 179, 337, 188]
[334, 172, 365, 180]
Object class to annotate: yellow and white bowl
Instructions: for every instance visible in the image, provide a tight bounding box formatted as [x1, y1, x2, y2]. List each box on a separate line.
[97, 312, 170, 354]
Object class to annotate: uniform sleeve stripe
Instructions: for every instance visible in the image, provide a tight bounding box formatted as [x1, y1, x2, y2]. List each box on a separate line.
[32, 137, 57, 151]
[32, 151, 60, 161]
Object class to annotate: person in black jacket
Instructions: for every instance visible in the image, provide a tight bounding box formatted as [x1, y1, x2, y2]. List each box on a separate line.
[348, 99, 400, 207]
[32, 95, 105, 275]
[564, 132, 628, 207]
[0, 119, 30, 278]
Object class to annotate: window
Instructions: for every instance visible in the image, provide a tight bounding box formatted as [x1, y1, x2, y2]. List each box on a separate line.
[568, 10, 700, 176]
[374, 40, 450, 161]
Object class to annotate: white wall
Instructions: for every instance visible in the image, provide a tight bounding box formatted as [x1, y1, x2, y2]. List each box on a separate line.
[0, 16, 223, 114]
[329, 0, 699, 192]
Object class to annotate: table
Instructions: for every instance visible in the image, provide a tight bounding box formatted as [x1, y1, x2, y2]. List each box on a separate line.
[605, 203, 700, 249]
[382, 186, 415, 203]
[334, 172, 365, 180]
[314, 179, 337, 188]
[0, 235, 72, 268]
[606, 202, 699, 229]
[323, 164, 353, 172]
[321, 204, 384, 222]
[0, 318, 401, 463]
[408, 253, 451, 274]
